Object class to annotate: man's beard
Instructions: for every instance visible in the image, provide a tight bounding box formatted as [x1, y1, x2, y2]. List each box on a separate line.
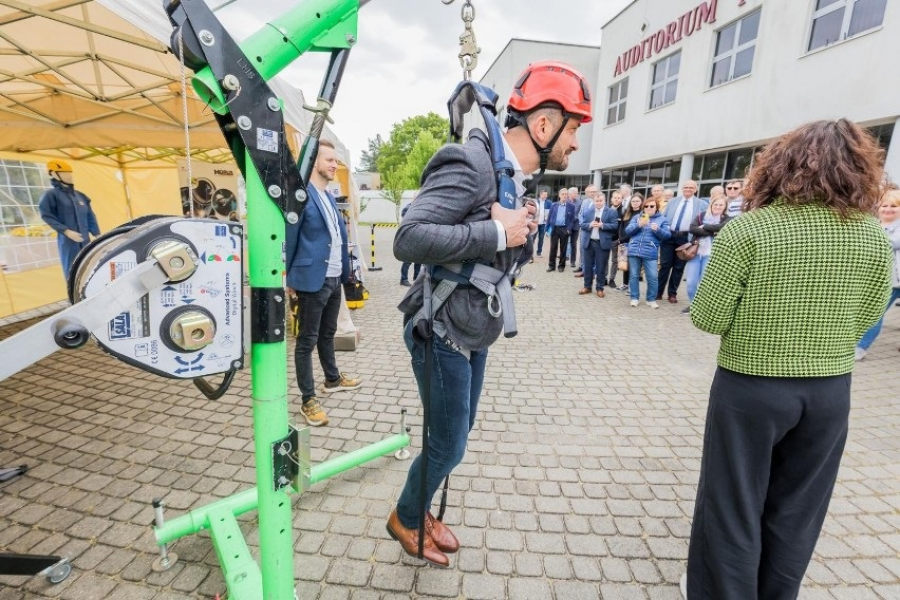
[545, 144, 570, 172]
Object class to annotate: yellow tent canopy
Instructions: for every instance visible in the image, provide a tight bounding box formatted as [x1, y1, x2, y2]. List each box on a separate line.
[0, 0, 356, 318]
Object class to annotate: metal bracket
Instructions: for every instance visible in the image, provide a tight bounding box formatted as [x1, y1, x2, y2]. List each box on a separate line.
[148, 240, 198, 282]
[272, 426, 309, 493]
[169, 0, 308, 223]
[251, 288, 286, 344]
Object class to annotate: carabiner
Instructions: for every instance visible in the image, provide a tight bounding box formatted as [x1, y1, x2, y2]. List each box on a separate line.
[487, 293, 502, 318]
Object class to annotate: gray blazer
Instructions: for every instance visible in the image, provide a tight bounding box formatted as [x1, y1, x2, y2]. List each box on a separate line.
[664, 195, 709, 235]
[394, 137, 524, 351]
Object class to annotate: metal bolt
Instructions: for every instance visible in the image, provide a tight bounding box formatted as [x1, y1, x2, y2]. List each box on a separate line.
[274, 328, 282, 336]
[222, 75, 240, 91]
[268, 185, 282, 198]
[294, 189, 307, 202]
[231, 225, 241, 235]
[169, 256, 185, 269]
[274, 295, 283, 303]
[199, 30, 215, 46]
[267, 97, 281, 112]
[346, 34, 356, 45]
[286, 212, 299, 224]
[237, 116, 252, 130]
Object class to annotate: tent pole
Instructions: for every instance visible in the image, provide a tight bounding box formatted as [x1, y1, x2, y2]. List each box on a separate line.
[116, 152, 134, 221]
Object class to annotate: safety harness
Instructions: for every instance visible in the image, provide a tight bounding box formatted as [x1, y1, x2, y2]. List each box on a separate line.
[411, 80, 525, 559]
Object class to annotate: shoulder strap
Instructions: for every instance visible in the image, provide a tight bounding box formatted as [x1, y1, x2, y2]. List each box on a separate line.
[447, 80, 517, 209]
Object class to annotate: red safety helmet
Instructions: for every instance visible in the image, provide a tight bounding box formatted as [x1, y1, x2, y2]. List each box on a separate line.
[507, 60, 593, 124]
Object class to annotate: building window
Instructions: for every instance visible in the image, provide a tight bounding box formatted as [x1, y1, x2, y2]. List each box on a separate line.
[691, 148, 760, 197]
[711, 10, 761, 87]
[0, 159, 58, 273]
[808, 0, 886, 52]
[607, 78, 628, 125]
[649, 52, 680, 110]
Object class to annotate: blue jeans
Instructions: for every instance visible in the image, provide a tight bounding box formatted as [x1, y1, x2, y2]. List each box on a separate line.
[396, 320, 488, 529]
[629, 256, 658, 301]
[857, 287, 900, 350]
[536, 224, 546, 255]
[685, 254, 712, 302]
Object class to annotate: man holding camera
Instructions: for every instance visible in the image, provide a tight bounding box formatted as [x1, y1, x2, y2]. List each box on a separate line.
[579, 190, 619, 297]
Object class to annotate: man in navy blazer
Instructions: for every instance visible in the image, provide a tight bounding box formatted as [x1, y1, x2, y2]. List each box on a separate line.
[659, 180, 708, 303]
[285, 139, 361, 427]
[546, 194, 577, 272]
[579, 191, 619, 296]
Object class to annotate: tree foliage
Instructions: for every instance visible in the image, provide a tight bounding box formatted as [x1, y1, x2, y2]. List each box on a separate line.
[373, 112, 448, 220]
[357, 134, 383, 173]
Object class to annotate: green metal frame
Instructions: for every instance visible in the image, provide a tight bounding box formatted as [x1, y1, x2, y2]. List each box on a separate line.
[154, 3, 409, 598]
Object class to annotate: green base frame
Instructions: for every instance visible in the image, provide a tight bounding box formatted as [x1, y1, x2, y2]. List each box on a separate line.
[154, 3, 410, 598]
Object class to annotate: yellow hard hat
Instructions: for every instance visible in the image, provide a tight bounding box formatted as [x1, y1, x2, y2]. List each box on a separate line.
[47, 159, 73, 173]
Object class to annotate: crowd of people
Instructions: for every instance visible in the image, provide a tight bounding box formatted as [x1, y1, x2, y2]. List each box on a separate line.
[533, 179, 743, 312]
[384, 58, 897, 598]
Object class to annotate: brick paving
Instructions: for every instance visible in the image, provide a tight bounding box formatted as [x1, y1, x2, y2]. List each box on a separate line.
[0, 225, 897, 600]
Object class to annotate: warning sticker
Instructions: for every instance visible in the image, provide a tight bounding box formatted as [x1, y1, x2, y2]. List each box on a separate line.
[257, 128, 278, 153]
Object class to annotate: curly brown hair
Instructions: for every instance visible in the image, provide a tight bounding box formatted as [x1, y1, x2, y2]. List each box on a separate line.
[743, 119, 885, 219]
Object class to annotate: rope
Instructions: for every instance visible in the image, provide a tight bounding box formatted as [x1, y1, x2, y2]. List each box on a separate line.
[178, 29, 194, 217]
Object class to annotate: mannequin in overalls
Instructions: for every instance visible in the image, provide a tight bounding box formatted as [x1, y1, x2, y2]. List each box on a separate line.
[38, 160, 100, 280]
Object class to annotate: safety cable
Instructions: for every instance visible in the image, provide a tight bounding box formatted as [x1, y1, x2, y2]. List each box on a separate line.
[178, 29, 194, 217]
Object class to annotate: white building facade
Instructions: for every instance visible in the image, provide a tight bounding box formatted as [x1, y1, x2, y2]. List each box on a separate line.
[591, 0, 899, 199]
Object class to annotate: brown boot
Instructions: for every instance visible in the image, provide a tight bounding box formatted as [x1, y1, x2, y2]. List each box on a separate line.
[386, 509, 449, 568]
[425, 511, 460, 554]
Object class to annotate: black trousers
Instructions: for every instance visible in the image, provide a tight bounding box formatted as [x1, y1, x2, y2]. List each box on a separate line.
[294, 276, 342, 401]
[687, 368, 851, 600]
[569, 230, 578, 266]
[658, 234, 688, 298]
[548, 230, 569, 269]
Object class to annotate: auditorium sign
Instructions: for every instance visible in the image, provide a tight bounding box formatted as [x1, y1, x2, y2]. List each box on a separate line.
[613, 0, 718, 77]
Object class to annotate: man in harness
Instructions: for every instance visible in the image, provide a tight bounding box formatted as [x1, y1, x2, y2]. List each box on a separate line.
[387, 60, 593, 567]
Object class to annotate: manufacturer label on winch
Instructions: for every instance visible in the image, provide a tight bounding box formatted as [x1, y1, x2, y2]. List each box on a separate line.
[257, 128, 278, 153]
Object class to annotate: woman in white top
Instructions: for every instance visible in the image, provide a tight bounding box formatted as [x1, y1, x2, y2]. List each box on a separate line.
[855, 190, 900, 359]
[683, 196, 730, 313]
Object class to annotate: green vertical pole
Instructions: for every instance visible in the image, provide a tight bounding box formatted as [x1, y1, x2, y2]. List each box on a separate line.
[244, 153, 295, 599]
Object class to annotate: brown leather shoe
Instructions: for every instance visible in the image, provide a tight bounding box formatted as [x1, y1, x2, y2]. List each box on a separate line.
[596, 290, 605, 298]
[425, 512, 459, 554]
[578, 287, 591, 295]
[386, 509, 449, 568]
[668, 294, 678, 304]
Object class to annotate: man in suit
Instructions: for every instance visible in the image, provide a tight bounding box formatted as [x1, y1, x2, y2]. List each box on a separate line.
[568, 186, 584, 268]
[285, 139, 361, 428]
[391, 60, 592, 568]
[659, 179, 708, 303]
[579, 191, 619, 297]
[546, 191, 577, 272]
[574, 185, 598, 276]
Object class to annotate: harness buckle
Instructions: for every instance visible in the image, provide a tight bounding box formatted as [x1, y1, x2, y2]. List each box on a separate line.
[487, 293, 502, 318]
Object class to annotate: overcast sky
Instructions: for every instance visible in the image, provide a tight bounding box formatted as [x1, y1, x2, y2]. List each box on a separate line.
[214, 0, 632, 169]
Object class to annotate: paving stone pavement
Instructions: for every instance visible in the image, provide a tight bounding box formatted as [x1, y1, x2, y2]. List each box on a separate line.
[0, 226, 897, 600]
